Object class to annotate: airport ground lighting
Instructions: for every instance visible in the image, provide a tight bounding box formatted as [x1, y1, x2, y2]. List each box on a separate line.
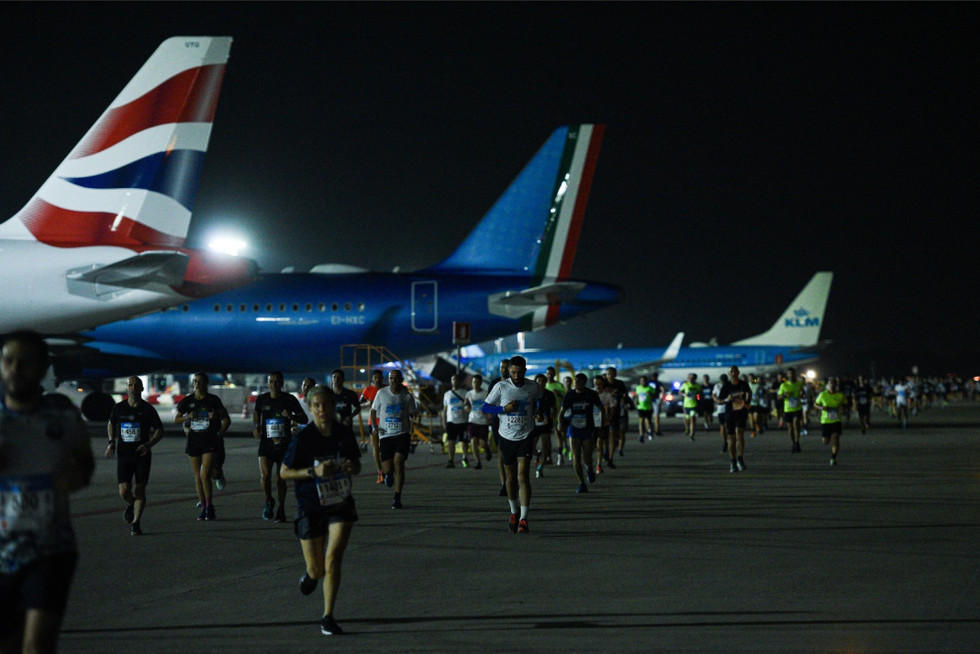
[208, 236, 248, 257]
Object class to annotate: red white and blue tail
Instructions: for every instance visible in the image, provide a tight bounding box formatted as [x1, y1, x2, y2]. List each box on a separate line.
[0, 37, 232, 248]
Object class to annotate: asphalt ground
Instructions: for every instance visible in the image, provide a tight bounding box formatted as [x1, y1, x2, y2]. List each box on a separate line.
[60, 404, 980, 653]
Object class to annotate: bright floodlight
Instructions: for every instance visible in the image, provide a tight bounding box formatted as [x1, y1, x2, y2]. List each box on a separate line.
[806, 370, 816, 380]
[208, 237, 247, 256]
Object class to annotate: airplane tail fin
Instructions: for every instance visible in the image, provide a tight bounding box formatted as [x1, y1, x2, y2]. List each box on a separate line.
[733, 272, 833, 347]
[0, 37, 232, 249]
[424, 124, 604, 280]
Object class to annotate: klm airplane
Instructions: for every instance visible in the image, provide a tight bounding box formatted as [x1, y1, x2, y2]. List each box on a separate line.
[57, 125, 622, 418]
[463, 272, 832, 382]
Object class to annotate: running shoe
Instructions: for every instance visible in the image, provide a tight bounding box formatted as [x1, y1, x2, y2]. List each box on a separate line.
[384, 473, 394, 488]
[576, 483, 589, 494]
[830, 457, 837, 466]
[214, 472, 226, 490]
[486, 450, 492, 461]
[196, 501, 203, 508]
[596, 463, 603, 474]
[535, 465, 544, 478]
[197, 507, 208, 521]
[518, 519, 529, 534]
[655, 431, 663, 436]
[586, 467, 596, 483]
[638, 434, 645, 443]
[462, 459, 469, 468]
[205, 505, 216, 521]
[498, 484, 507, 497]
[300, 573, 318, 595]
[320, 615, 343, 636]
[801, 428, 809, 437]
[474, 462, 483, 470]
[376, 470, 384, 484]
[508, 513, 518, 534]
[445, 461, 455, 469]
[131, 522, 143, 536]
[556, 453, 563, 467]
[391, 497, 403, 509]
[730, 461, 738, 474]
[124, 504, 134, 524]
[721, 442, 728, 453]
[263, 500, 275, 520]
[607, 459, 617, 469]
[690, 433, 696, 442]
[274, 508, 287, 523]
[736, 457, 746, 471]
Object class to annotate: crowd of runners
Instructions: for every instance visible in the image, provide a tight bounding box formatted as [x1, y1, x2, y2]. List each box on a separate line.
[4, 326, 978, 648]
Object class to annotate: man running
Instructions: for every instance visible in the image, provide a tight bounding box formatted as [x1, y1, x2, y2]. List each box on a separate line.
[0, 331, 94, 654]
[281, 385, 361, 636]
[487, 359, 510, 495]
[253, 371, 309, 522]
[464, 374, 489, 469]
[778, 367, 805, 453]
[370, 370, 417, 508]
[593, 376, 614, 473]
[531, 374, 557, 478]
[358, 370, 385, 483]
[815, 378, 846, 465]
[854, 375, 873, 434]
[559, 373, 605, 493]
[482, 356, 542, 533]
[679, 374, 702, 440]
[175, 373, 231, 520]
[544, 367, 567, 466]
[634, 375, 661, 442]
[605, 367, 629, 459]
[442, 374, 471, 468]
[711, 374, 729, 454]
[717, 366, 752, 473]
[106, 376, 164, 536]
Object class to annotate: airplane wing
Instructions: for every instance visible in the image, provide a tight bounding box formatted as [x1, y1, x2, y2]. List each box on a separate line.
[618, 332, 685, 377]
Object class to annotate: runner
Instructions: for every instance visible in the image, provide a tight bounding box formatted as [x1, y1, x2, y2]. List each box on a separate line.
[482, 355, 542, 533]
[711, 374, 729, 454]
[700, 374, 715, 432]
[558, 373, 605, 493]
[605, 367, 630, 458]
[679, 374, 702, 440]
[593, 376, 615, 473]
[331, 370, 361, 431]
[894, 377, 910, 428]
[0, 331, 95, 654]
[717, 366, 752, 473]
[544, 366, 567, 468]
[369, 369, 417, 508]
[175, 373, 231, 520]
[531, 374, 557, 478]
[358, 370, 385, 483]
[253, 371, 309, 522]
[634, 375, 656, 443]
[106, 376, 164, 536]
[815, 378, 846, 465]
[777, 367, 805, 453]
[487, 360, 510, 496]
[854, 374, 873, 434]
[442, 374, 470, 468]
[463, 374, 489, 469]
[280, 385, 361, 636]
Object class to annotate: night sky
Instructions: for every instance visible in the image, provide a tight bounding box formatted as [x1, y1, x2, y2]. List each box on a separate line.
[2, 3, 976, 377]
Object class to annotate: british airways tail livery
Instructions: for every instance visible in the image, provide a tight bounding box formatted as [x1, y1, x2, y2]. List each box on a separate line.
[64, 125, 621, 417]
[462, 272, 833, 382]
[0, 37, 256, 334]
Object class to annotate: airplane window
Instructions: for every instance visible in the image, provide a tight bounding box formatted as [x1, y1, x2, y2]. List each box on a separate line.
[214, 304, 220, 312]
[279, 303, 286, 312]
[358, 303, 365, 311]
[305, 303, 312, 312]
[332, 303, 338, 311]
[344, 302, 351, 311]
[318, 303, 326, 312]
[253, 304, 259, 312]
[292, 303, 299, 312]
[226, 304, 234, 312]
[183, 305, 189, 312]
[240, 304, 246, 312]
[266, 303, 273, 312]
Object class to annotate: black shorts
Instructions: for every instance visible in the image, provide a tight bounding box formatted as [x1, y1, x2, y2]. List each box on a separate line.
[857, 403, 871, 416]
[784, 410, 803, 424]
[637, 409, 653, 419]
[725, 409, 749, 431]
[117, 452, 152, 485]
[0, 552, 78, 637]
[467, 423, 489, 441]
[821, 422, 842, 439]
[379, 434, 411, 462]
[497, 436, 535, 466]
[185, 433, 220, 457]
[294, 502, 358, 540]
[258, 437, 291, 463]
[530, 423, 552, 441]
[446, 422, 468, 441]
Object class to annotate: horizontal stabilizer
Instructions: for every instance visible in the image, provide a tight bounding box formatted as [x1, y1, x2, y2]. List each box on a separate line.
[487, 281, 586, 319]
[66, 251, 190, 299]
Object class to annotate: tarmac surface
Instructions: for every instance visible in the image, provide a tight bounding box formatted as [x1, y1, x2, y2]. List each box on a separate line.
[61, 404, 980, 653]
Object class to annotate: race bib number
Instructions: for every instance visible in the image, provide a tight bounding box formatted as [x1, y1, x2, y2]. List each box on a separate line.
[858, 396, 868, 405]
[638, 392, 648, 404]
[384, 417, 403, 435]
[572, 415, 587, 429]
[826, 409, 839, 421]
[315, 472, 352, 507]
[120, 421, 140, 443]
[266, 418, 285, 440]
[788, 397, 800, 409]
[0, 476, 55, 535]
[505, 414, 527, 430]
[191, 417, 210, 432]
